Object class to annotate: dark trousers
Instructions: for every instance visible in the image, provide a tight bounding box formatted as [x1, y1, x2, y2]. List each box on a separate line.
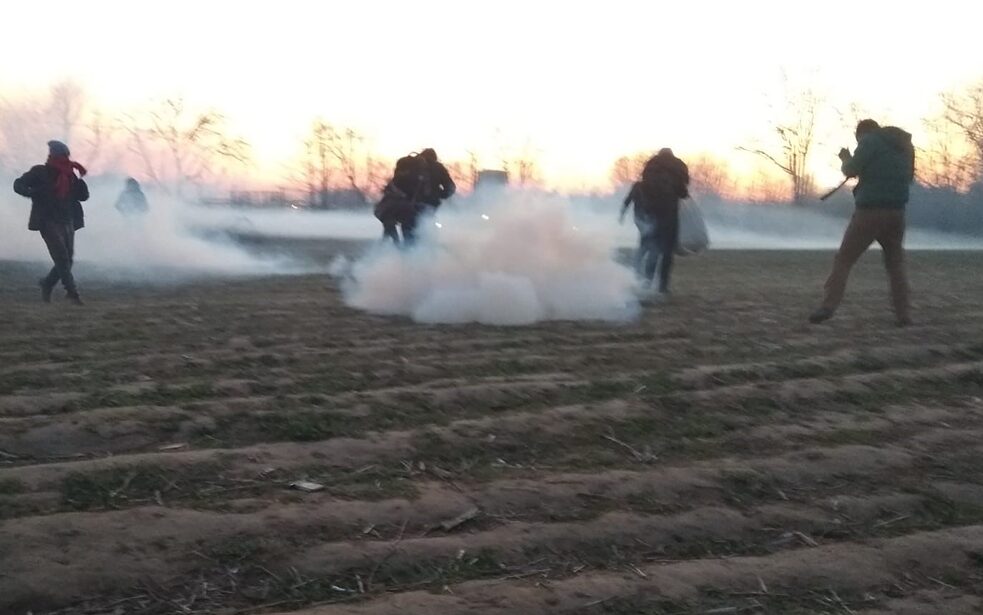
[382, 223, 401, 244]
[635, 215, 677, 292]
[381, 204, 431, 247]
[401, 210, 424, 246]
[380, 219, 418, 246]
[40, 221, 77, 294]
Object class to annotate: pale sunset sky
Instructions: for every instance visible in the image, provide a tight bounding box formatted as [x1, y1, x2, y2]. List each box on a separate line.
[1, 0, 980, 191]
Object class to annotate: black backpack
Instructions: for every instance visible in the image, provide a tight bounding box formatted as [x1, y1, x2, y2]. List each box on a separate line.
[392, 154, 431, 199]
[879, 126, 915, 182]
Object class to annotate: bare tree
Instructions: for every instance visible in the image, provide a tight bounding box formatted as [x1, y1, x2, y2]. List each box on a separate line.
[911, 79, 983, 191]
[740, 80, 821, 204]
[688, 154, 735, 198]
[440, 150, 481, 194]
[326, 125, 367, 202]
[939, 78, 983, 182]
[492, 135, 542, 188]
[364, 154, 391, 200]
[835, 102, 875, 137]
[743, 167, 792, 204]
[79, 110, 121, 170]
[295, 120, 374, 207]
[501, 141, 542, 187]
[0, 82, 116, 173]
[514, 157, 540, 187]
[47, 81, 122, 168]
[121, 98, 250, 196]
[0, 95, 45, 172]
[610, 152, 651, 186]
[47, 80, 87, 144]
[300, 120, 335, 208]
[444, 160, 474, 194]
[918, 114, 976, 191]
[468, 150, 479, 191]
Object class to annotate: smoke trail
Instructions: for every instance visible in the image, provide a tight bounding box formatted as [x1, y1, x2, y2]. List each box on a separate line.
[204, 195, 983, 252]
[188, 205, 380, 241]
[695, 198, 983, 250]
[337, 190, 640, 325]
[0, 174, 309, 280]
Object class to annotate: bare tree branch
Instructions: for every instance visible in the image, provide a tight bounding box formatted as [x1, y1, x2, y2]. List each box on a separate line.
[739, 77, 821, 203]
[938, 79, 983, 182]
[118, 98, 251, 196]
[292, 120, 376, 207]
[736, 146, 794, 176]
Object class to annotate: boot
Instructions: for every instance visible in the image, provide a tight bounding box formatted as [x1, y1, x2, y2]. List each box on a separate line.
[39, 278, 53, 303]
[808, 307, 834, 324]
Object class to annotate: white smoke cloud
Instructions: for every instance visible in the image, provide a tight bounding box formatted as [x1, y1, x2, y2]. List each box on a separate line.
[5, 165, 980, 300]
[336, 190, 640, 325]
[188, 205, 380, 241]
[695, 198, 983, 250]
[0, 174, 309, 280]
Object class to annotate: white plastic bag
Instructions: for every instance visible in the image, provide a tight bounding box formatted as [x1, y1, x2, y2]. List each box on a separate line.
[676, 198, 710, 255]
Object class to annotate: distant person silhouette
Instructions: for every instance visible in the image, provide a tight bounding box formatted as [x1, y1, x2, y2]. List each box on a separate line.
[115, 177, 149, 216]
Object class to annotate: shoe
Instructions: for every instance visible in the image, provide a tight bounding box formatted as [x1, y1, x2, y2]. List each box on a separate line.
[39, 278, 53, 303]
[66, 292, 84, 306]
[896, 316, 913, 328]
[808, 307, 834, 324]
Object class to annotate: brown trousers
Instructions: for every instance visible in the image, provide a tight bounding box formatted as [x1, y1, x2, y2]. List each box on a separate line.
[821, 208, 910, 319]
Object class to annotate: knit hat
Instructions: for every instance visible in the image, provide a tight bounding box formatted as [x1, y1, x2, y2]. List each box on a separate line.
[47, 140, 71, 158]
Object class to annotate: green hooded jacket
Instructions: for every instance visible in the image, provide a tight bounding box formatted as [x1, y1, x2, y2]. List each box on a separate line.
[841, 126, 914, 209]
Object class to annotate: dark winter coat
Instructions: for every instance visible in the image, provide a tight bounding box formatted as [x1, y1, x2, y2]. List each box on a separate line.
[13, 165, 89, 231]
[623, 182, 654, 224]
[390, 156, 456, 207]
[841, 127, 915, 209]
[640, 152, 690, 221]
[115, 187, 149, 215]
[421, 161, 456, 206]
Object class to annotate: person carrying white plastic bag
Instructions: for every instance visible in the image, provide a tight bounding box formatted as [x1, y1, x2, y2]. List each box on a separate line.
[676, 197, 710, 255]
[620, 148, 697, 297]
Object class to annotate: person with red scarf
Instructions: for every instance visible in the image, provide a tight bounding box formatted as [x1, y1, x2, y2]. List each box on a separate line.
[13, 140, 90, 304]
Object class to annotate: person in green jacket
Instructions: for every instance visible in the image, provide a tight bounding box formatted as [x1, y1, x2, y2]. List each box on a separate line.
[809, 119, 915, 326]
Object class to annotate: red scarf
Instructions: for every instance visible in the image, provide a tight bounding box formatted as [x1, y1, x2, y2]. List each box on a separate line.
[47, 155, 88, 199]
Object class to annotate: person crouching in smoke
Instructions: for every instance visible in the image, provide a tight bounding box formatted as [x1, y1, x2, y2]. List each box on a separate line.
[374, 148, 456, 246]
